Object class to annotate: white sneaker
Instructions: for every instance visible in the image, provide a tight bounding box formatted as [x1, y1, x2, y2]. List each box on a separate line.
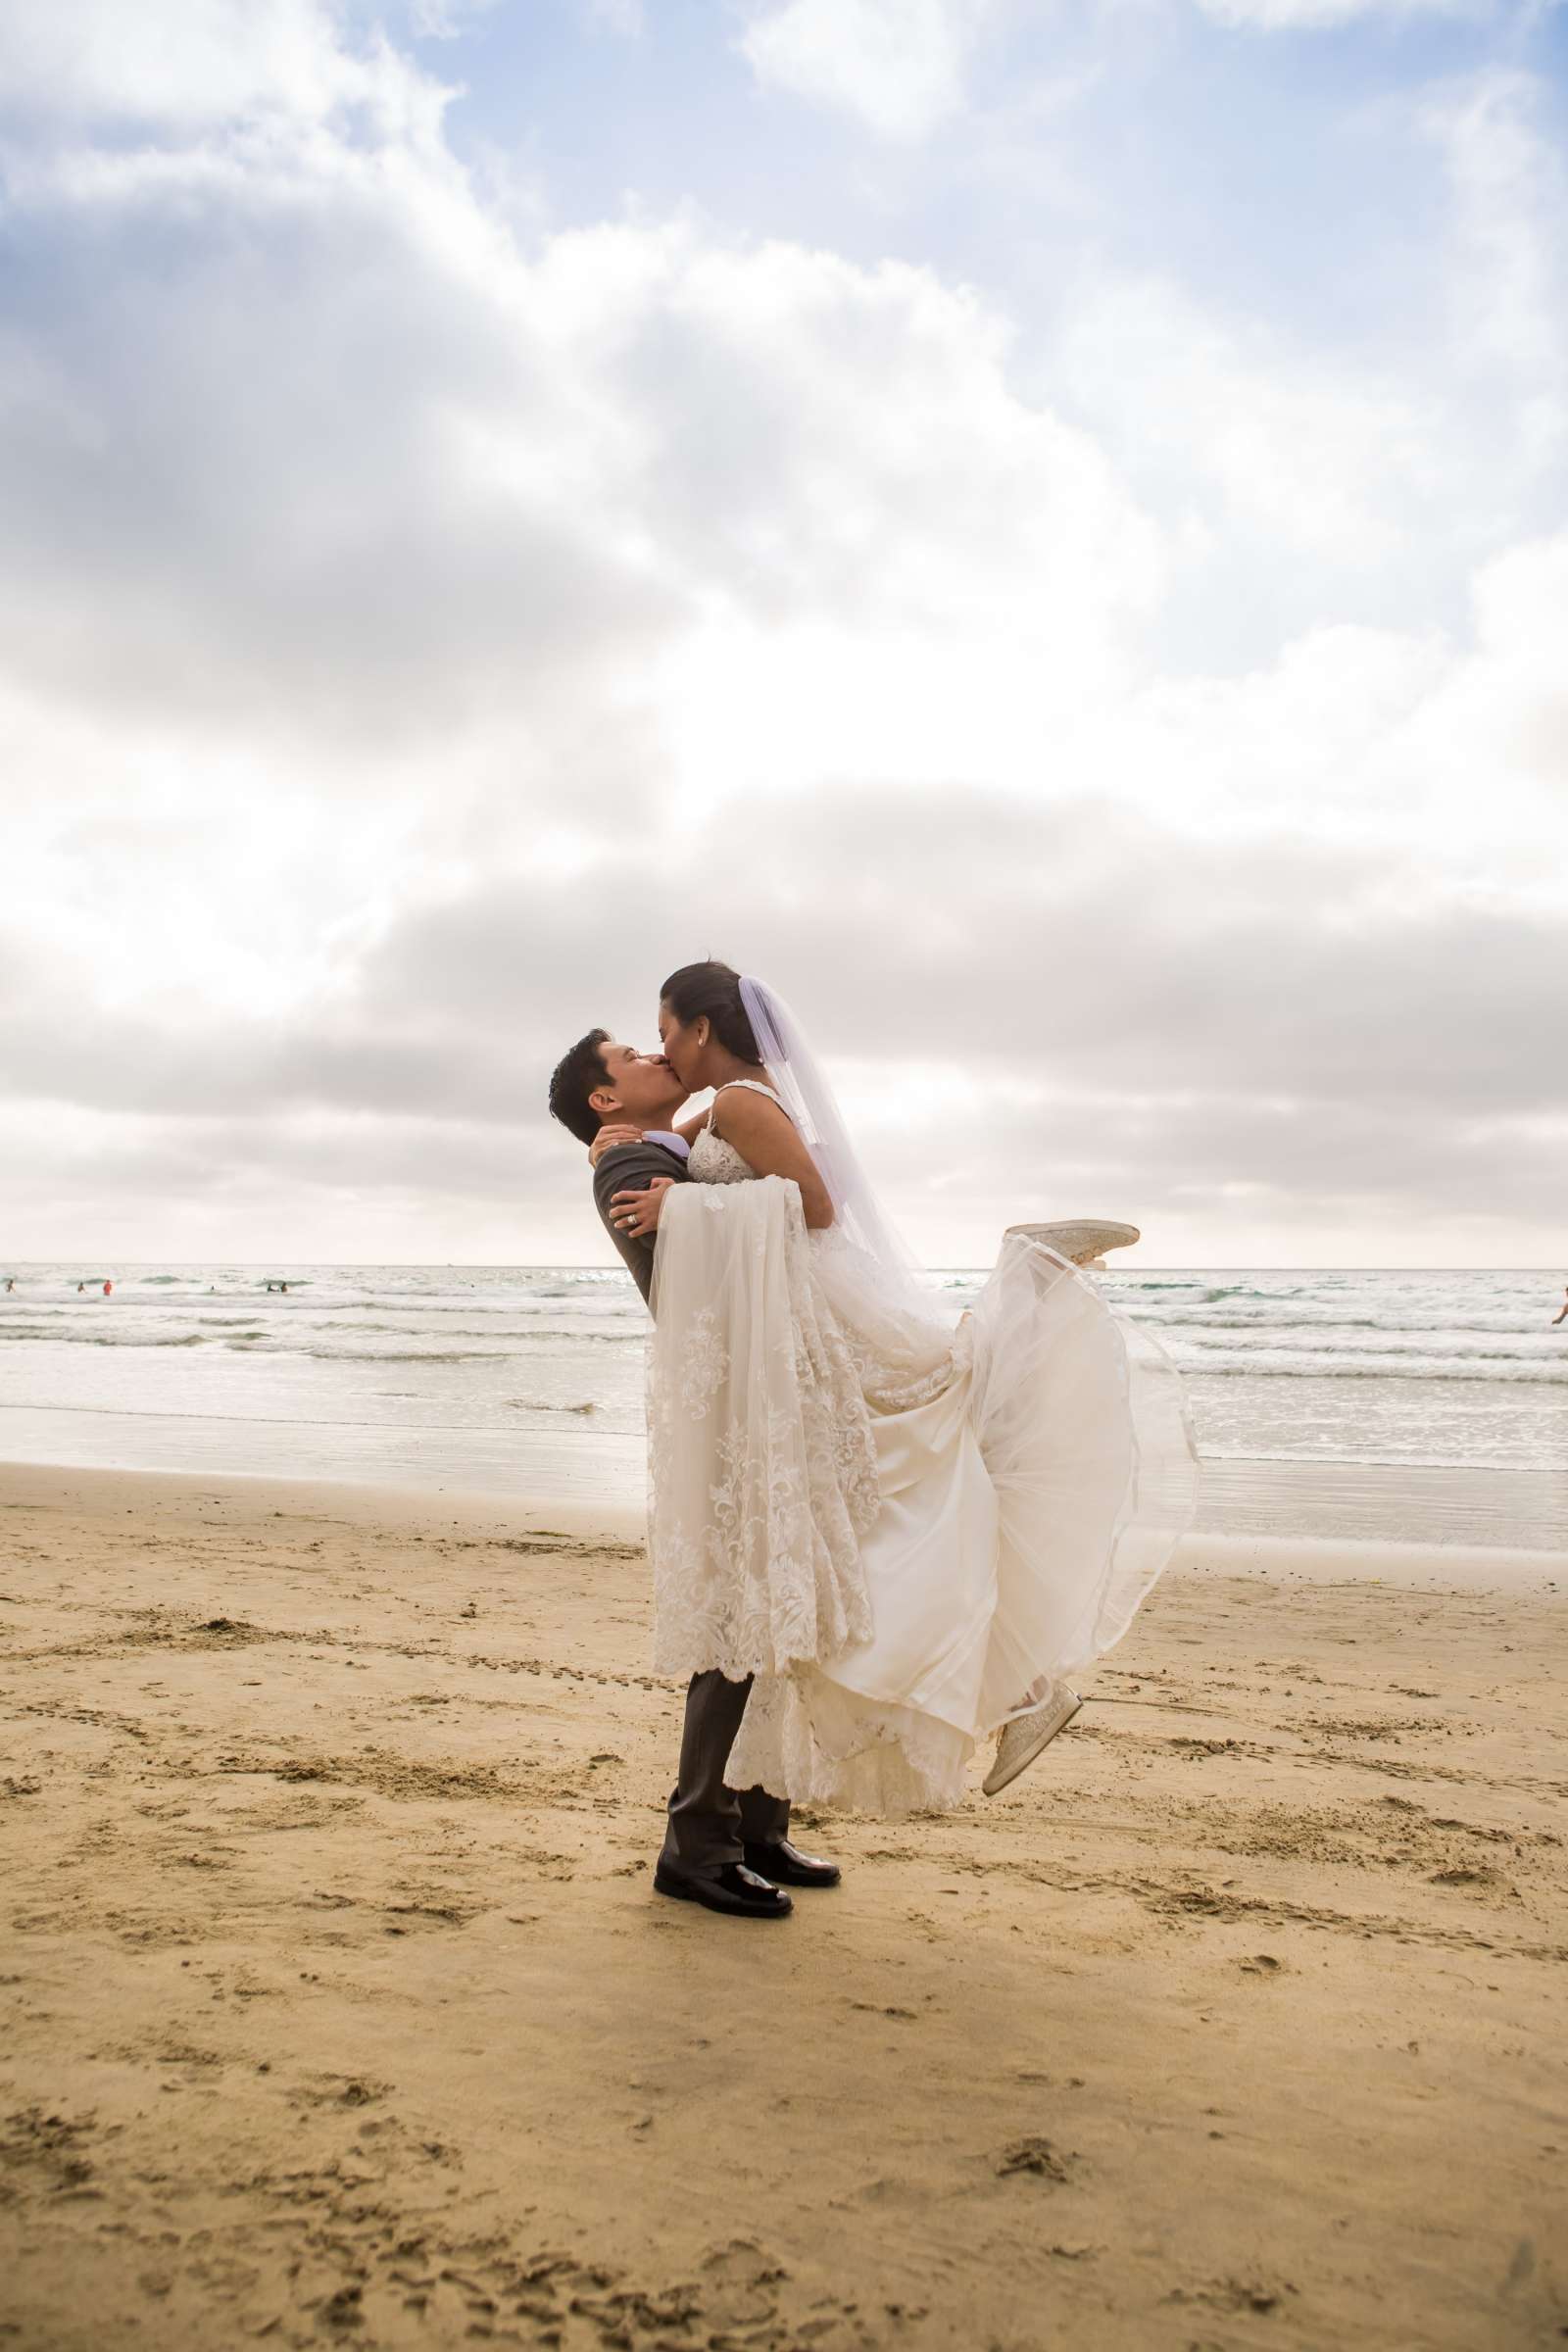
[1004, 1219, 1140, 1267]
[982, 1682, 1082, 1795]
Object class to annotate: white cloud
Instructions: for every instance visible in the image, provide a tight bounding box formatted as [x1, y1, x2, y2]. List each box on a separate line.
[580, 0, 645, 32]
[0, 0, 418, 130]
[5, 750, 1564, 1264]
[0, 98, 1165, 767]
[738, 0, 998, 140]
[0, 0, 1563, 1265]
[1059, 279, 1444, 562]
[407, 0, 504, 35]
[1194, 0, 1486, 27]
[1419, 67, 1568, 471]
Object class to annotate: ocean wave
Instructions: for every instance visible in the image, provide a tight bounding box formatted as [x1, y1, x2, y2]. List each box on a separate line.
[514, 1327, 644, 1345]
[1160, 1320, 1372, 1335]
[306, 1315, 628, 1339]
[309, 1306, 582, 1325]
[1, 1299, 310, 1319]
[2, 1323, 642, 1356]
[0, 1328, 210, 1348]
[300, 1346, 515, 1364]
[7, 1396, 473, 1432]
[132, 1274, 313, 1292]
[1181, 1358, 1568, 1384]
[220, 1340, 517, 1363]
[1133, 1308, 1547, 1337]
[310, 1317, 505, 1336]
[1123, 1283, 1311, 1306]
[1178, 1334, 1556, 1363]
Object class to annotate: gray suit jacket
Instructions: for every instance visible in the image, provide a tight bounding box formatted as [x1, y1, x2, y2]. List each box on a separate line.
[592, 1137, 689, 1308]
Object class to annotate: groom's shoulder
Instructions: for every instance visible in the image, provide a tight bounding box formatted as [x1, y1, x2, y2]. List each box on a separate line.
[591, 1137, 688, 1176]
[590, 1136, 688, 1204]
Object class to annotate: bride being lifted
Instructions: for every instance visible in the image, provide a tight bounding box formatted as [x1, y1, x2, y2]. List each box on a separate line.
[596, 959, 1198, 1817]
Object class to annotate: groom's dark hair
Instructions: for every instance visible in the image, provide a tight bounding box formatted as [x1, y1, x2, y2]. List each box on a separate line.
[548, 1027, 612, 1146]
[661, 959, 762, 1063]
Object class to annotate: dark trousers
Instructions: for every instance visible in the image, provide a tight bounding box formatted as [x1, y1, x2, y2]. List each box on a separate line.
[661, 1669, 790, 1880]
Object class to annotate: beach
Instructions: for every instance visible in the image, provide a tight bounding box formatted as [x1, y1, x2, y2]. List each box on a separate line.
[3, 1462, 1564, 2350]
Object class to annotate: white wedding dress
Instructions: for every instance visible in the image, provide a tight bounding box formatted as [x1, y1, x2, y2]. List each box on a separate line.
[645, 1076, 1198, 1816]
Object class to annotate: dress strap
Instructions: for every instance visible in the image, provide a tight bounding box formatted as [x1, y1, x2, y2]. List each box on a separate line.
[708, 1077, 793, 1128]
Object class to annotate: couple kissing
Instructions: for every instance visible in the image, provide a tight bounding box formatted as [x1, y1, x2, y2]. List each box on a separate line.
[549, 959, 1197, 1923]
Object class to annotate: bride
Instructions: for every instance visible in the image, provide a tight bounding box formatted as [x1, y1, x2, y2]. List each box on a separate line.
[600, 959, 1198, 1817]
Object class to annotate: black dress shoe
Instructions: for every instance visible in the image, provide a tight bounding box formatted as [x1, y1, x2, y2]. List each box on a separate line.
[653, 1860, 793, 1919]
[742, 1838, 841, 1889]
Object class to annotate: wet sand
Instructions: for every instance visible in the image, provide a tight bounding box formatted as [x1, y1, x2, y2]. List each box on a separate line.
[2, 1463, 1565, 2350]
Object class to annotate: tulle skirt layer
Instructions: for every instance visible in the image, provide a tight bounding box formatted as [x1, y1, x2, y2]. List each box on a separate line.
[725, 1231, 1199, 1816]
[968, 1231, 1200, 1722]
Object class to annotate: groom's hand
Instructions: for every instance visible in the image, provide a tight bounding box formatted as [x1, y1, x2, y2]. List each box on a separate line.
[609, 1177, 673, 1240]
[590, 1123, 641, 1169]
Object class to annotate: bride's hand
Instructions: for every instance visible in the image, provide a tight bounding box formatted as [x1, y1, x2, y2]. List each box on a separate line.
[609, 1177, 673, 1240]
[590, 1123, 641, 1168]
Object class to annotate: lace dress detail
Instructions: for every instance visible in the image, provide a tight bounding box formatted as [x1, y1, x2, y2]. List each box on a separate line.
[644, 1084, 879, 1686]
[686, 1086, 886, 1549]
[646, 1082, 981, 1814]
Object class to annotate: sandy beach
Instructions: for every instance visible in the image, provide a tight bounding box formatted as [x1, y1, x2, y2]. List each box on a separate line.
[2, 1462, 1565, 2351]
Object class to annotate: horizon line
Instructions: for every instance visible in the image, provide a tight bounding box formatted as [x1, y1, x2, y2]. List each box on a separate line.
[1, 1260, 1561, 1277]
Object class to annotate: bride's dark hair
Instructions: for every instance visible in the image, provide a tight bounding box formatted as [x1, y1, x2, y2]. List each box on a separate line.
[661, 959, 762, 1063]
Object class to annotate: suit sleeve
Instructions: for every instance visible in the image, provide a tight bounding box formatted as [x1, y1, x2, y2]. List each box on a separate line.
[592, 1142, 687, 1310]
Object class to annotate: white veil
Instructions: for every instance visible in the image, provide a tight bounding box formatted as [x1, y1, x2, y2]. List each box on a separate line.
[738, 973, 939, 1321]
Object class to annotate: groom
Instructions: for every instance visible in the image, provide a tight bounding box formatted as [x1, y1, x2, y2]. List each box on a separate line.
[548, 1028, 842, 1922]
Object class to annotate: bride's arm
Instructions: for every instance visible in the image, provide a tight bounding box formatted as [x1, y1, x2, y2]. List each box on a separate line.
[712, 1089, 835, 1230]
[588, 1102, 710, 1168]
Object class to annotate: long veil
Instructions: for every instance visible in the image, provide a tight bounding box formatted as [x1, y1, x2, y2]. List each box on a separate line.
[738, 974, 941, 1323]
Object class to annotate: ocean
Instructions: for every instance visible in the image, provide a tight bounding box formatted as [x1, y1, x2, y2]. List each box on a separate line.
[1, 1263, 1562, 1548]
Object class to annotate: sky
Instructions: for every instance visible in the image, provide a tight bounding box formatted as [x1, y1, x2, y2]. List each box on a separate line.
[0, 0, 1564, 1270]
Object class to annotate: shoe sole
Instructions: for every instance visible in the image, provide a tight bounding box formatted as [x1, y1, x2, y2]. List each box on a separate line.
[653, 1872, 793, 1919]
[982, 1694, 1083, 1795]
[743, 1875, 840, 1890]
[1004, 1220, 1140, 1266]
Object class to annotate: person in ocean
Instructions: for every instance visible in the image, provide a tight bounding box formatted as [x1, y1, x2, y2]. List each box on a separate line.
[1552, 1286, 1567, 1328]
